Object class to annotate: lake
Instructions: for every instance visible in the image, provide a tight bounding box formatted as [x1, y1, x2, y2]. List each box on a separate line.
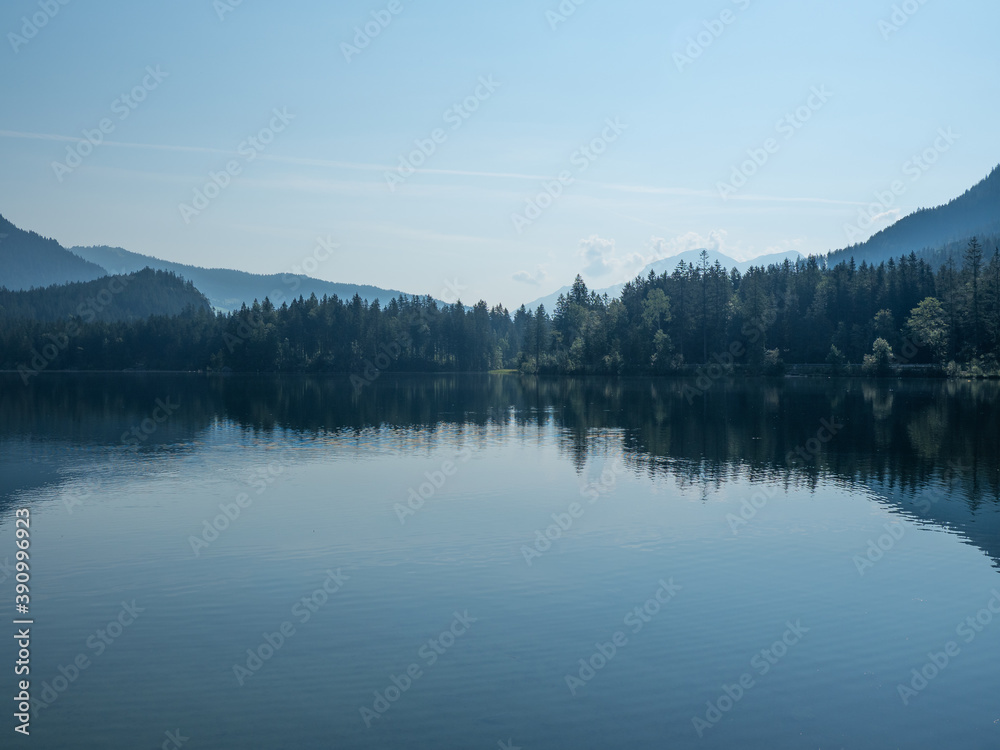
[2, 374, 999, 749]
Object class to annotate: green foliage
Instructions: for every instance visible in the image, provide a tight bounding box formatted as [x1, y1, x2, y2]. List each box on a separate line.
[905, 297, 949, 364]
[0, 269, 210, 323]
[862, 338, 894, 376]
[1, 250, 999, 376]
[641, 289, 671, 331]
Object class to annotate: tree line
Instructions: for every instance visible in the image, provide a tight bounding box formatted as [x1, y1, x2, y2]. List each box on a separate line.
[0, 268, 210, 323]
[2, 240, 999, 381]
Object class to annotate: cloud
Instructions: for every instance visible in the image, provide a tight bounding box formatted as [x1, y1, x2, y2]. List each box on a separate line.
[0, 129, 551, 182]
[578, 235, 644, 277]
[579, 236, 617, 275]
[512, 266, 548, 285]
[647, 229, 728, 259]
[646, 230, 811, 264]
[761, 237, 805, 256]
[869, 209, 901, 227]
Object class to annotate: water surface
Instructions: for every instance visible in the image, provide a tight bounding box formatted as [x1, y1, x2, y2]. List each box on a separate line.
[2, 374, 999, 748]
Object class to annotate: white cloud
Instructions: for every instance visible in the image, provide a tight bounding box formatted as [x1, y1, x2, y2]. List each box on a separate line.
[512, 266, 548, 285]
[578, 235, 644, 277]
[761, 237, 805, 256]
[647, 229, 729, 259]
[868, 209, 901, 229]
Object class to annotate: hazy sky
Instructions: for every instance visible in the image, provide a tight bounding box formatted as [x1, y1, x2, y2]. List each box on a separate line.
[2, 0, 998, 308]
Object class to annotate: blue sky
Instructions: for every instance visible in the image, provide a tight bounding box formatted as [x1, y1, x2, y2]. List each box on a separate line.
[1, 0, 997, 308]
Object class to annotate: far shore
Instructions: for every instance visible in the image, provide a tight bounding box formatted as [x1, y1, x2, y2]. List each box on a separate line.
[4, 365, 995, 380]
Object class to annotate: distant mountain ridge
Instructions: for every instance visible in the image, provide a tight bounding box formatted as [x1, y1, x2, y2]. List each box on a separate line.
[0, 268, 211, 323]
[826, 164, 1000, 267]
[0, 212, 428, 312]
[71, 244, 421, 313]
[636, 248, 803, 277]
[523, 249, 803, 312]
[0, 214, 107, 290]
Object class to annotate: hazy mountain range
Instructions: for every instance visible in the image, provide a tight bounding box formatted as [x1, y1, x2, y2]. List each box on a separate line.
[0, 214, 107, 290]
[1, 162, 998, 315]
[524, 165, 1000, 311]
[0, 215, 422, 312]
[824, 164, 1000, 267]
[70, 245, 420, 313]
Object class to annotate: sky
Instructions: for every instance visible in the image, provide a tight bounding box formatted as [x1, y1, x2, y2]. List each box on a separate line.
[1, 0, 998, 309]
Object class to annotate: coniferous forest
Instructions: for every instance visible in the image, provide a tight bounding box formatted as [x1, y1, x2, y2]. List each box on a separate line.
[3, 240, 1000, 381]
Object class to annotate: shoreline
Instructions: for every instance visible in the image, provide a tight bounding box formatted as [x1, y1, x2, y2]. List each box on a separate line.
[1, 366, 992, 380]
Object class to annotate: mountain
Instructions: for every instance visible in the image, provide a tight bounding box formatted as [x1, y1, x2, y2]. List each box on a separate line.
[0, 213, 428, 312]
[826, 164, 1000, 267]
[635, 248, 803, 277]
[522, 249, 803, 312]
[0, 214, 107, 290]
[0, 268, 211, 323]
[71, 244, 423, 312]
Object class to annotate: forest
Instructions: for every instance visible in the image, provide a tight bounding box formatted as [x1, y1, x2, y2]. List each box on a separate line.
[0, 268, 210, 323]
[3, 239, 999, 382]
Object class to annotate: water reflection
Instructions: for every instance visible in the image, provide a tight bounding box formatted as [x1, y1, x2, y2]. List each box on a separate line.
[2, 373, 998, 562]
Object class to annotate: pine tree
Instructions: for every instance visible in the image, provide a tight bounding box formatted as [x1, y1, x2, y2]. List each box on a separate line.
[965, 237, 984, 353]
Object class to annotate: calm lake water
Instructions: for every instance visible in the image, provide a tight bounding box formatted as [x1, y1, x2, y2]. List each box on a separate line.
[2, 374, 999, 749]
